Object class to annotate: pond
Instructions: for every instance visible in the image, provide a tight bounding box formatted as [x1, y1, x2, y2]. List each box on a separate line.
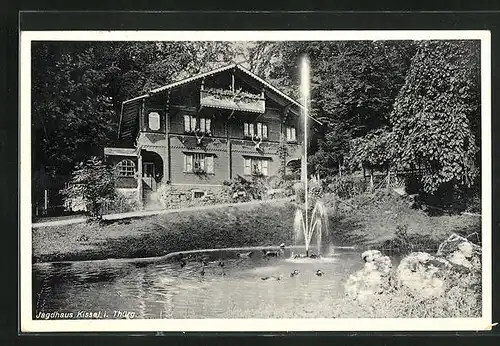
[33, 247, 365, 319]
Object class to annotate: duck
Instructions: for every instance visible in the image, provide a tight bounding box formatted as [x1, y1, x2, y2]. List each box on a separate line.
[236, 251, 254, 258]
[261, 275, 282, 281]
[262, 250, 280, 257]
[315, 270, 324, 277]
[77, 234, 89, 242]
[290, 269, 300, 277]
[279, 243, 286, 248]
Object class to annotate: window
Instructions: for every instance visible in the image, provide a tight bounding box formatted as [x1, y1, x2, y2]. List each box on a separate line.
[244, 157, 269, 176]
[199, 118, 211, 134]
[286, 126, 297, 142]
[116, 159, 135, 177]
[192, 190, 206, 199]
[184, 115, 211, 134]
[244, 122, 268, 139]
[184, 153, 215, 174]
[148, 112, 160, 131]
[184, 115, 196, 132]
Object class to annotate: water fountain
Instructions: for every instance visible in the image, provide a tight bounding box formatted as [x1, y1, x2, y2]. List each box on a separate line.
[292, 56, 329, 259]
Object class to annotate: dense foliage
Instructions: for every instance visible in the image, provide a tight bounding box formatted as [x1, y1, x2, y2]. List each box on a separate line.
[249, 40, 481, 202]
[389, 40, 481, 194]
[32, 41, 239, 176]
[60, 157, 116, 217]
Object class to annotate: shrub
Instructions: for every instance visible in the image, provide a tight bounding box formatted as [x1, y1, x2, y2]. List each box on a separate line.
[60, 157, 116, 218]
[326, 174, 367, 199]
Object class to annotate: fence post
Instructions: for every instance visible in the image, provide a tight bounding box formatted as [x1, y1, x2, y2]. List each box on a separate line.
[370, 170, 374, 192]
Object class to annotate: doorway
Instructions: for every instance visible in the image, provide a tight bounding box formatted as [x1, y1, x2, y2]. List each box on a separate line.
[142, 162, 156, 191]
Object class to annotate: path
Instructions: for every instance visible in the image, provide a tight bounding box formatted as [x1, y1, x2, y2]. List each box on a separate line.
[32, 197, 294, 228]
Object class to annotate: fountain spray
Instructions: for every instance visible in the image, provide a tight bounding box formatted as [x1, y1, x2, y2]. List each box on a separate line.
[302, 55, 310, 247]
[293, 55, 329, 258]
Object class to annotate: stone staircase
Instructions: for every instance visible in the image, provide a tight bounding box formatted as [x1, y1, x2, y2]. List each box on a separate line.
[142, 187, 164, 211]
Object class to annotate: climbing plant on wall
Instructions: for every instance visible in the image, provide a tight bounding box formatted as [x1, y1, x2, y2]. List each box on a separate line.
[389, 40, 480, 194]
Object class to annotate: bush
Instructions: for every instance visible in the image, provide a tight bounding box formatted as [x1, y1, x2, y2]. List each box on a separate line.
[325, 174, 367, 199]
[222, 175, 269, 202]
[60, 157, 116, 218]
[379, 224, 441, 255]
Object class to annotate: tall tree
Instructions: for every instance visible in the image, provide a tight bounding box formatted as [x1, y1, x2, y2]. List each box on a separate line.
[389, 40, 481, 195]
[249, 40, 415, 175]
[32, 41, 239, 176]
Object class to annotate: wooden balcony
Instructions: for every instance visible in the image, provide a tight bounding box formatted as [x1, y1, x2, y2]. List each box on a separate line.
[200, 88, 265, 114]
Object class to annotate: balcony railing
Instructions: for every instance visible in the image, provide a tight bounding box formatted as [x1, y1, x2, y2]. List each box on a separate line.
[200, 88, 265, 114]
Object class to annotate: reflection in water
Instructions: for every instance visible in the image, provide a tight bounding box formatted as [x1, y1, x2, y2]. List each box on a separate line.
[33, 248, 363, 319]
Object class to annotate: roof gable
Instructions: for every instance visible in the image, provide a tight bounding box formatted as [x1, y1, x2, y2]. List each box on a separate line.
[122, 63, 303, 109]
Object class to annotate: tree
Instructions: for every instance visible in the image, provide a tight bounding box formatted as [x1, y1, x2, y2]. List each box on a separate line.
[32, 41, 240, 177]
[60, 157, 116, 218]
[389, 40, 480, 195]
[249, 41, 415, 175]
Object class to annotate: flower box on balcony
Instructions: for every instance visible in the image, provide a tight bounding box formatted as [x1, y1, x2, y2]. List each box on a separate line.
[200, 88, 265, 114]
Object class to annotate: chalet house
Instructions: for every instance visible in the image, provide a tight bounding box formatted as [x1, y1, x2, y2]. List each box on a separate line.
[104, 63, 306, 208]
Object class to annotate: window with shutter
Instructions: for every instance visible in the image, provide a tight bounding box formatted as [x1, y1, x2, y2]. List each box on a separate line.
[286, 126, 297, 142]
[184, 115, 191, 132]
[206, 155, 214, 173]
[256, 123, 262, 138]
[262, 124, 268, 139]
[205, 118, 211, 133]
[244, 158, 251, 175]
[184, 154, 193, 172]
[191, 116, 197, 131]
[244, 157, 270, 176]
[148, 112, 160, 131]
[262, 159, 269, 176]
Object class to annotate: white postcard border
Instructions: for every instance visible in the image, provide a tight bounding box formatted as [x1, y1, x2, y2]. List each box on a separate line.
[20, 30, 492, 332]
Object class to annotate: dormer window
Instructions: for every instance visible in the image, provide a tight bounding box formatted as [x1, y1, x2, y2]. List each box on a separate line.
[148, 112, 160, 131]
[244, 122, 268, 139]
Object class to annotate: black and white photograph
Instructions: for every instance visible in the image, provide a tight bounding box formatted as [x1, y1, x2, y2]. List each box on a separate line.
[20, 30, 492, 332]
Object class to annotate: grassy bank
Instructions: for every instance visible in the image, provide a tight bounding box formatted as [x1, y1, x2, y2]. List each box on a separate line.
[32, 200, 296, 263]
[32, 190, 481, 263]
[326, 190, 481, 253]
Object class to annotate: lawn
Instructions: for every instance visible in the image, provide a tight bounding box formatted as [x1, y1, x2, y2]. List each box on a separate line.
[326, 190, 481, 253]
[32, 199, 297, 263]
[32, 189, 481, 263]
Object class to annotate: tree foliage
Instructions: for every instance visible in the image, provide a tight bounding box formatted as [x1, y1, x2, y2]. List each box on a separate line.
[390, 40, 480, 194]
[32, 41, 239, 177]
[60, 157, 116, 217]
[347, 127, 394, 171]
[249, 40, 415, 173]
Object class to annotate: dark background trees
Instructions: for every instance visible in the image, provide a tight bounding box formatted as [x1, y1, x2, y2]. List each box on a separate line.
[32, 41, 239, 177]
[31, 40, 481, 210]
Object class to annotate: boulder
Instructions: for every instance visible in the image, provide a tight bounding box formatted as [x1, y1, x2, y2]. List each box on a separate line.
[436, 233, 481, 271]
[361, 250, 382, 263]
[345, 250, 393, 301]
[395, 252, 452, 297]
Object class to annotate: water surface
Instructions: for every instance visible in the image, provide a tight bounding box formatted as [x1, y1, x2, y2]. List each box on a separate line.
[33, 247, 363, 319]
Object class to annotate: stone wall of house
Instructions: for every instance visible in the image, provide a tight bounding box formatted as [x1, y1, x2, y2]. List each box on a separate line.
[157, 184, 231, 210]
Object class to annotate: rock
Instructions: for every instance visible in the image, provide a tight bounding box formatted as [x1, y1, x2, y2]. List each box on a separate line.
[345, 250, 393, 301]
[395, 252, 452, 297]
[361, 250, 382, 263]
[436, 233, 481, 271]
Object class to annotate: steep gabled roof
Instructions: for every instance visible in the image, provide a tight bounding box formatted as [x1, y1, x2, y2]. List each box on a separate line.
[118, 63, 320, 139]
[122, 63, 303, 108]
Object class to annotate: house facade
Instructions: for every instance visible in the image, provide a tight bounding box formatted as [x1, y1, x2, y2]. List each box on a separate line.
[104, 64, 306, 208]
